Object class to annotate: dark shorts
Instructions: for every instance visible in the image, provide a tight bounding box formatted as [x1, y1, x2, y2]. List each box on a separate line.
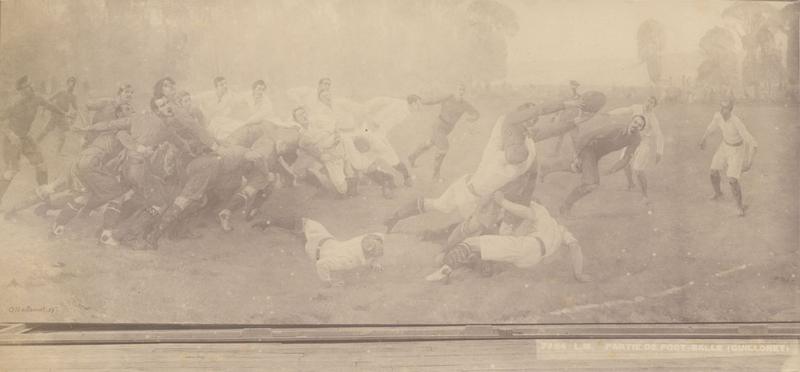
[501, 160, 539, 205]
[3, 135, 44, 171]
[431, 120, 453, 152]
[578, 149, 600, 185]
[76, 153, 127, 204]
[180, 154, 222, 201]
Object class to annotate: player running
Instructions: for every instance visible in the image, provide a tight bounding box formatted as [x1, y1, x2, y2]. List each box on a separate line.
[0, 76, 70, 205]
[698, 99, 757, 217]
[407, 83, 480, 182]
[606, 96, 664, 202]
[539, 114, 646, 217]
[425, 191, 590, 283]
[36, 76, 78, 155]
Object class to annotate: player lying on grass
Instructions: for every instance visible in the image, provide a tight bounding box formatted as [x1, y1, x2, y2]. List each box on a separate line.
[424, 191, 590, 283]
[698, 98, 757, 217]
[539, 114, 646, 217]
[253, 217, 385, 288]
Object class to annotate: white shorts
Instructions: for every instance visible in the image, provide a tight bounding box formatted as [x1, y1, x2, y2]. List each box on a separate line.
[710, 142, 746, 179]
[619, 141, 652, 171]
[426, 175, 480, 218]
[303, 218, 333, 261]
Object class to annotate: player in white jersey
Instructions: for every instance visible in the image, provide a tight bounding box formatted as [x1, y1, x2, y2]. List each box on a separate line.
[607, 96, 664, 204]
[384, 100, 582, 233]
[354, 95, 422, 186]
[698, 99, 758, 216]
[424, 191, 590, 283]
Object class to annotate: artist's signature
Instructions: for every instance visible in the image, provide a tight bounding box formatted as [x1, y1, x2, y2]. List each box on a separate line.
[8, 305, 56, 314]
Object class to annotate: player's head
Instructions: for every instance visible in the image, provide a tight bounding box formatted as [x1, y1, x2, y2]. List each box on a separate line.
[176, 90, 192, 107]
[645, 95, 658, 111]
[66, 76, 77, 91]
[16, 76, 34, 97]
[318, 88, 332, 106]
[252, 79, 267, 99]
[454, 83, 466, 99]
[407, 94, 422, 111]
[361, 233, 384, 258]
[115, 102, 136, 118]
[353, 136, 371, 153]
[213, 76, 228, 95]
[154, 77, 176, 99]
[292, 106, 309, 127]
[117, 83, 134, 102]
[630, 114, 647, 133]
[720, 98, 734, 119]
[318, 77, 332, 91]
[151, 96, 174, 117]
[516, 102, 539, 133]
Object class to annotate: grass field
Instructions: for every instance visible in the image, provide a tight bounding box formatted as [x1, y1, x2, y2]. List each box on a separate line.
[0, 93, 797, 324]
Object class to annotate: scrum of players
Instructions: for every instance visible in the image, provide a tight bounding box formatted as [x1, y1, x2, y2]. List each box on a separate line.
[0, 74, 757, 287]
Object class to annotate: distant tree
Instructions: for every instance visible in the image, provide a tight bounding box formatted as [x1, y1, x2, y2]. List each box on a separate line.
[721, 2, 781, 99]
[637, 19, 667, 85]
[779, 2, 800, 85]
[460, 0, 519, 85]
[697, 27, 739, 94]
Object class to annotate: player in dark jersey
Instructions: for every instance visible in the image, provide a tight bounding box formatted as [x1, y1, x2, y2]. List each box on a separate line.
[0, 76, 70, 205]
[540, 115, 646, 216]
[407, 83, 480, 182]
[36, 76, 78, 155]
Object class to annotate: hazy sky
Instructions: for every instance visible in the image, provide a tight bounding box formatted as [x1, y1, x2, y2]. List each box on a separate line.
[502, 0, 783, 85]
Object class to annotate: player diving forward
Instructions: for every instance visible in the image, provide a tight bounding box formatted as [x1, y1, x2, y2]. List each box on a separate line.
[698, 99, 757, 217]
[425, 191, 590, 283]
[384, 98, 584, 233]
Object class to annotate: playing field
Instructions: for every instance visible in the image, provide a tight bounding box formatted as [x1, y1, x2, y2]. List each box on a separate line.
[1, 93, 797, 324]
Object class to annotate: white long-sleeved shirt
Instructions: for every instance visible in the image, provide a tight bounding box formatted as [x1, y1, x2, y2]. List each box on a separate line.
[470, 115, 537, 196]
[302, 219, 372, 282]
[703, 112, 758, 147]
[363, 97, 411, 135]
[608, 104, 665, 155]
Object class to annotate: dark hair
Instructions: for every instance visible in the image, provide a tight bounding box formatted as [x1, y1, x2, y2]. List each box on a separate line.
[252, 79, 267, 90]
[632, 114, 647, 130]
[67, 76, 77, 84]
[406, 94, 421, 105]
[115, 103, 133, 117]
[117, 83, 133, 96]
[153, 77, 175, 98]
[318, 77, 331, 86]
[213, 76, 226, 87]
